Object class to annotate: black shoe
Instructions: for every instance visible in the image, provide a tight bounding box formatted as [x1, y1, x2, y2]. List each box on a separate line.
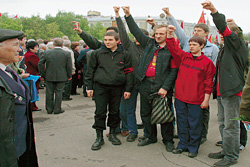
[138, 136, 147, 142]
[208, 151, 225, 159]
[165, 142, 174, 152]
[54, 110, 65, 115]
[32, 108, 42, 111]
[200, 138, 207, 144]
[213, 159, 237, 167]
[62, 97, 72, 101]
[91, 130, 104, 151]
[172, 148, 185, 154]
[137, 123, 144, 129]
[188, 152, 197, 158]
[47, 111, 53, 114]
[71, 93, 80, 95]
[216, 141, 223, 146]
[108, 128, 121, 145]
[127, 134, 138, 142]
[137, 138, 157, 146]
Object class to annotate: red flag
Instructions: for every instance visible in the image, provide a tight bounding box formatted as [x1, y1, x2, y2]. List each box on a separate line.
[198, 11, 206, 24]
[180, 21, 183, 29]
[0, 13, 1, 17]
[208, 34, 212, 43]
[12, 15, 18, 19]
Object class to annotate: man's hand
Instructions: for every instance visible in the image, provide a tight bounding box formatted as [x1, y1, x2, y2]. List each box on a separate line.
[158, 88, 167, 98]
[200, 100, 209, 109]
[87, 90, 94, 98]
[167, 25, 176, 37]
[68, 78, 72, 80]
[113, 6, 120, 17]
[72, 21, 82, 34]
[121, 6, 130, 17]
[124, 92, 131, 100]
[146, 18, 156, 26]
[201, 1, 217, 13]
[226, 19, 235, 24]
[21, 73, 30, 79]
[162, 7, 171, 17]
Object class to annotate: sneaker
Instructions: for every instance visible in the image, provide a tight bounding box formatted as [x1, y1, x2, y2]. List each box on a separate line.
[127, 134, 138, 142]
[239, 145, 245, 151]
[172, 148, 185, 154]
[138, 136, 147, 141]
[121, 130, 129, 137]
[213, 158, 237, 167]
[165, 142, 174, 152]
[208, 151, 225, 159]
[188, 152, 197, 158]
[216, 141, 222, 146]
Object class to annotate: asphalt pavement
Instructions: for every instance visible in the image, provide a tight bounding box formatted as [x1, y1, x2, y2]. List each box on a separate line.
[33, 88, 250, 167]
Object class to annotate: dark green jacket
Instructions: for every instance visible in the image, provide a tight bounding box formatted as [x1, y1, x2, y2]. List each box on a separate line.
[85, 44, 133, 92]
[79, 31, 102, 50]
[0, 75, 38, 167]
[125, 14, 178, 92]
[212, 12, 249, 98]
[38, 48, 72, 82]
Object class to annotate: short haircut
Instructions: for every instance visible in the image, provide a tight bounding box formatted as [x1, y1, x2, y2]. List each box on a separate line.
[62, 35, 69, 40]
[104, 31, 119, 41]
[26, 41, 39, 51]
[153, 24, 168, 33]
[106, 26, 118, 33]
[17, 34, 26, 41]
[227, 22, 242, 38]
[63, 40, 71, 47]
[36, 38, 44, 44]
[194, 23, 209, 33]
[71, 42, 80, 50]
[189, 36, 206, 47]
[53, 38, 63, 47]
[141, 28, 149, 36]
[39, 43, 46, 49]
[44, 40, 49, 45]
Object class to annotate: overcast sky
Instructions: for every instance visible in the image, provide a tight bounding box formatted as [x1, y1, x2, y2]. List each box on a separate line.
[1, 0, 249, 33]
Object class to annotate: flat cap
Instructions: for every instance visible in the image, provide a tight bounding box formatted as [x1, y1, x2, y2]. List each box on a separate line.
[0, 29, 24, 43]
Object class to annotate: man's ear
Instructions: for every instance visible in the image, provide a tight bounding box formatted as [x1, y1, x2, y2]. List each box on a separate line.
[205, 32, 209, 37]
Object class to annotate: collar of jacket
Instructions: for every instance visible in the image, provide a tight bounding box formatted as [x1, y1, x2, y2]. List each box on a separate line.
[205, 39, 213, 47]
[0, 75, 14, 96]
[187, 52, 206, 60]
[100, 44, 123, 53]
[155, 41, 168, 50]
[25, 50, 37, 57]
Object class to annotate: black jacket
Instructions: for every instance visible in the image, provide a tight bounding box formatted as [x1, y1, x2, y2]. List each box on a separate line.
[125, 14, 178, 93]
[85, 44, 133, 92]
[212, 12, 249, 98]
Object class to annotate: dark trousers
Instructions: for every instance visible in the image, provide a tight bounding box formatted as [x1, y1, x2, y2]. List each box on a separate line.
[63, 79, 72, 98]
[175, 98, 203, 154]
[46, 81, 65, 113]
[71, 72, 79, 94]
[139, 78, 174, 143]
[92, 83, 124, 130]
[240, 121, 248, 146]
[202, 107, 210, 138]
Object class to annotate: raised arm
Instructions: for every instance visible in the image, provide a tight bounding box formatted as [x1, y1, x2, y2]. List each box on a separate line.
[114, 6, 132, 50]
[166, 25, 187, 65]
[122, 6, 150, 48]
[163, 7, 190, 48]
[72, 21, 102, 50]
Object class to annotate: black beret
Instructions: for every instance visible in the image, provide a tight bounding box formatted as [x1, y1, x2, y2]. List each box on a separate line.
[0, 29, 24, 43]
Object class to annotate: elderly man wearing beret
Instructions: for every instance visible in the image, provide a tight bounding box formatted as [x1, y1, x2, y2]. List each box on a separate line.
[0, 29, 38, 167]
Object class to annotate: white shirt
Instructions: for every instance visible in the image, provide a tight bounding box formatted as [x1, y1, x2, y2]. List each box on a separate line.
[0, 63, 13, 78]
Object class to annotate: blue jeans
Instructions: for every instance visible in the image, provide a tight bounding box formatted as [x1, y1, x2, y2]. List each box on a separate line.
[175, 98, 203, 154]
[217, 95, 240, 162]
[119, 86, 139, 134]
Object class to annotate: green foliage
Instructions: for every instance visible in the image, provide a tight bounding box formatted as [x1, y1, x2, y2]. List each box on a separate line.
[244, 33, 250, 42]
[230, 115, 248, 121]
[0, 11, 107, 42]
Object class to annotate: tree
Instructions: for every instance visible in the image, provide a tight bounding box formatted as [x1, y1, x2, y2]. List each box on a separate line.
[0, 14, 21, 30]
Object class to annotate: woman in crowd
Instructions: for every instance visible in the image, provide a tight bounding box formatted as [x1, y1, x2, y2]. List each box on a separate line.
[25, 41, 41, 111]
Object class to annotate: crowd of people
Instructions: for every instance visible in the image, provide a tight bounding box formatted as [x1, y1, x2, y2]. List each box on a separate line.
[1, 1, 250, 167]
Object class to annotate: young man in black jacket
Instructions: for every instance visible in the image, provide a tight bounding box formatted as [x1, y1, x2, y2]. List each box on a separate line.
[85, 31, 133, 151]
[202, 1, 249, 167]
[121, 6, 178, 151]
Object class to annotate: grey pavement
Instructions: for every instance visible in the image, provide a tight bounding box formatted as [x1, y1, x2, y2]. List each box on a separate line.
[33, 88, 250, 167]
